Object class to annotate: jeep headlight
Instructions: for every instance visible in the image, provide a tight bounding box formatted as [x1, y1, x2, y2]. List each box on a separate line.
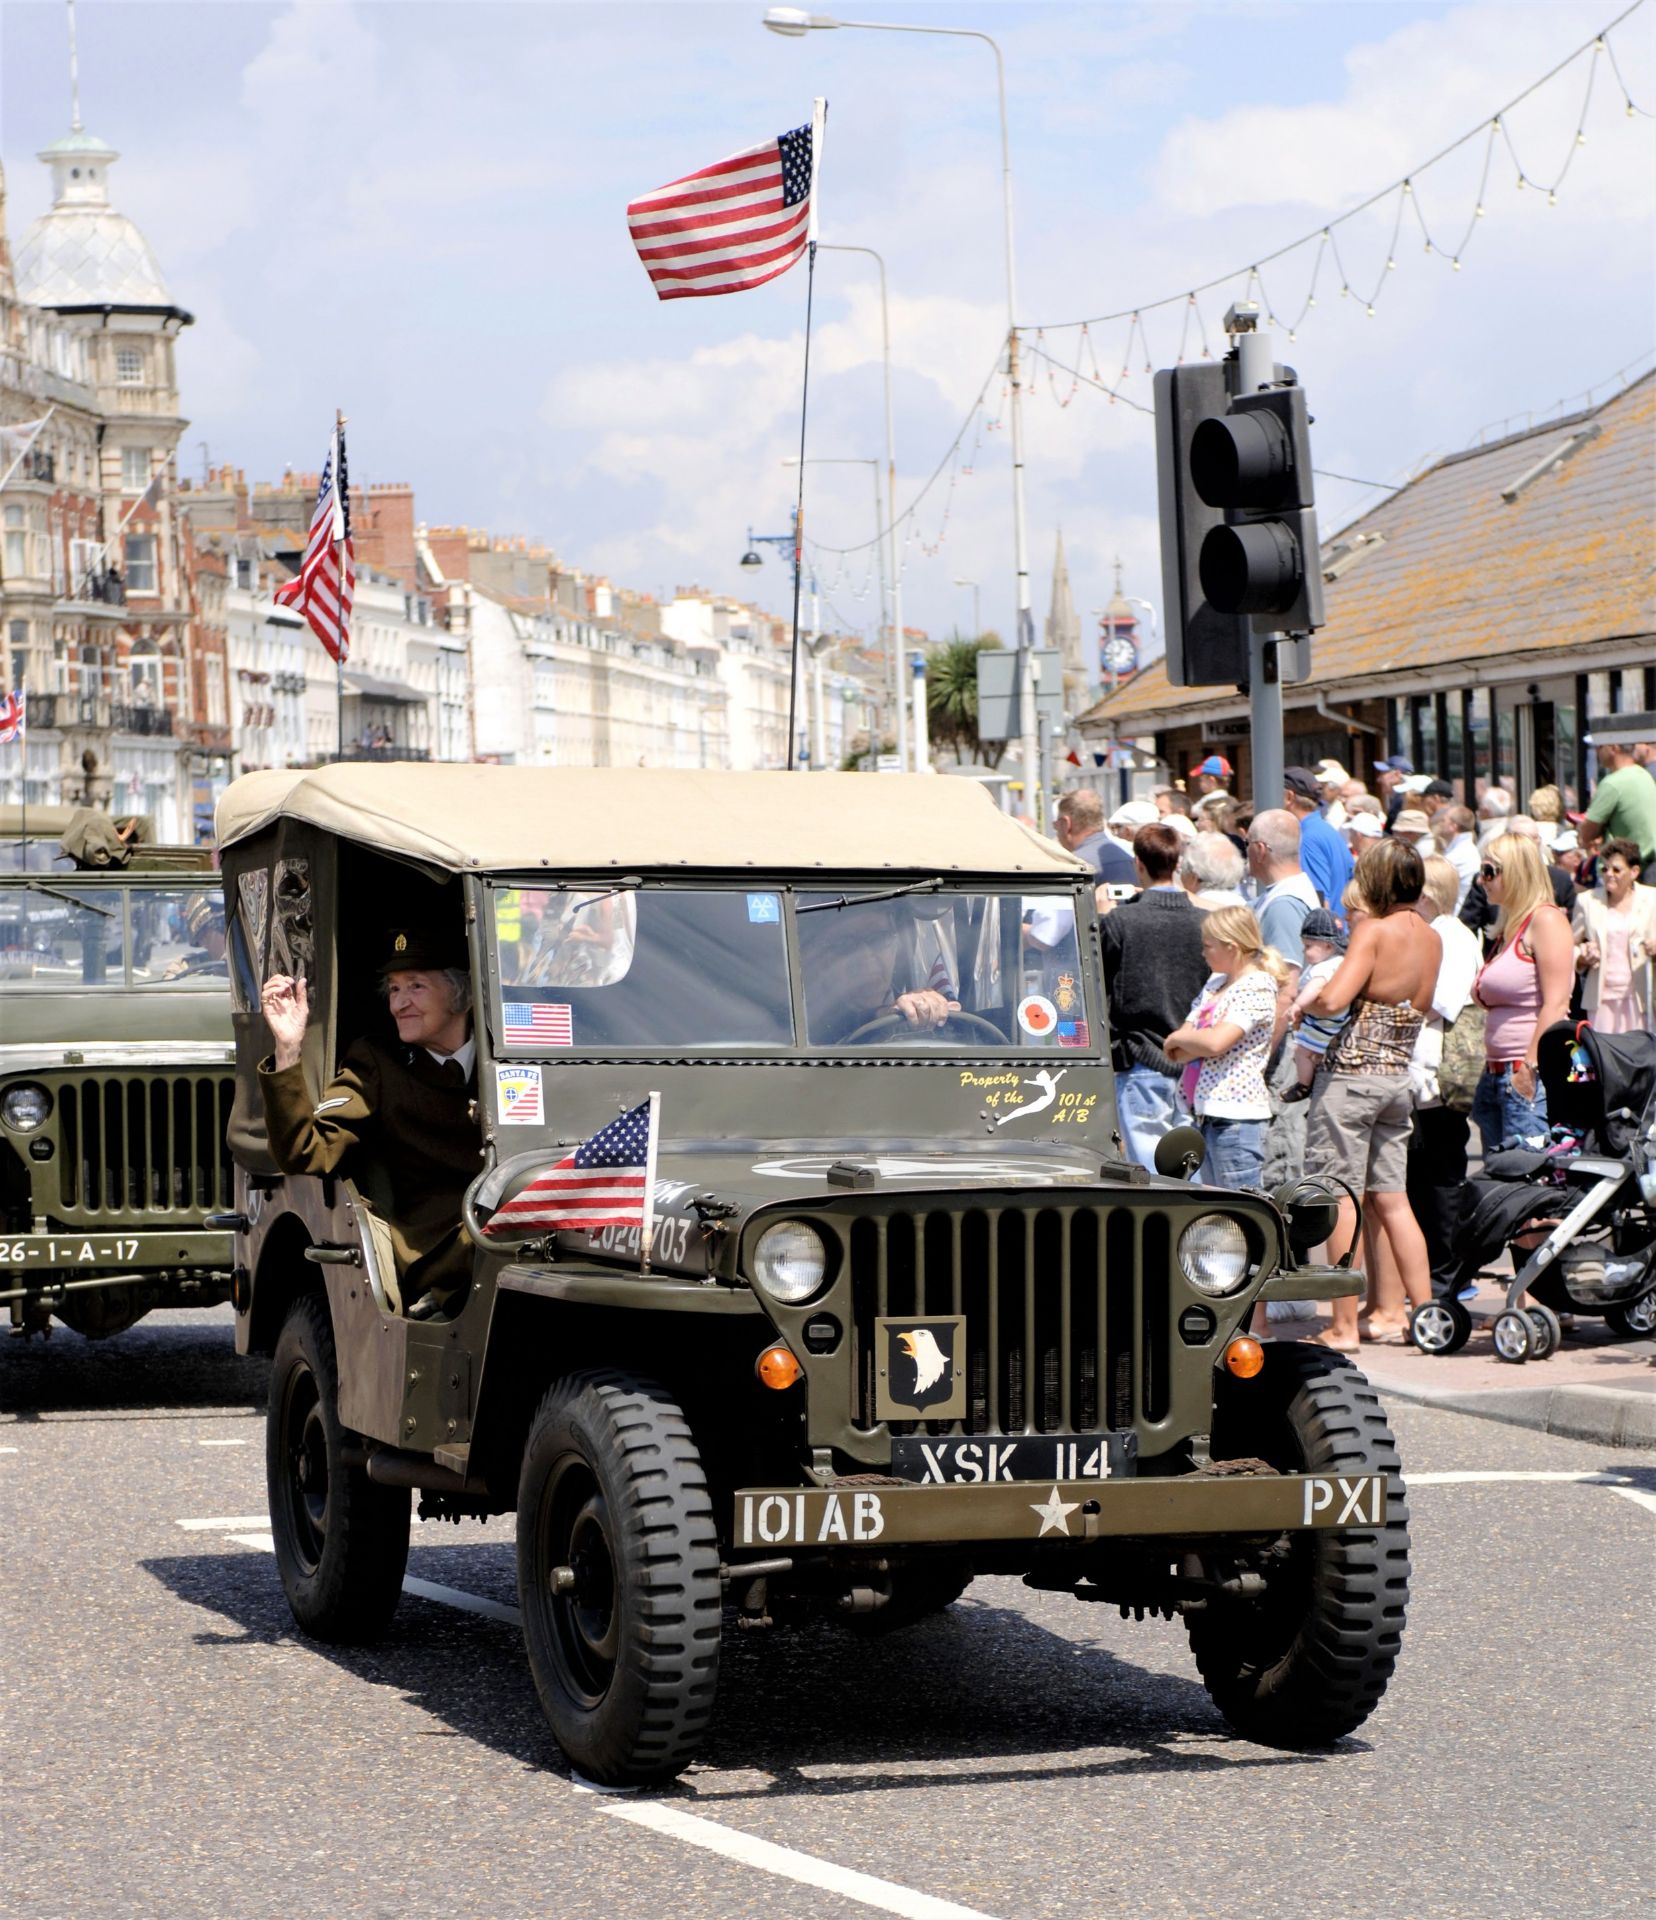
[1, 1084, 52, 1133]
[1177, 1213, 1251, 1296]
[752, 1220, 828, 1304]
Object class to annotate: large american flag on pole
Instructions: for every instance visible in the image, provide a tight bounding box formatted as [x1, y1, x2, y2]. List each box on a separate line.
[272, 423, 354, 663]
[483, 1096, 661, 1243]
[627, 120, 815, 301]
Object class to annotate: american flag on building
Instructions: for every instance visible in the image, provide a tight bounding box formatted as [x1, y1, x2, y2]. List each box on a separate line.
[484, 1096, 660, 1240]
[503, 1001, 573, 1047]
[0, 689, 22, 746]
[272, 423, 355, 664]
[627, 118, 817, 301]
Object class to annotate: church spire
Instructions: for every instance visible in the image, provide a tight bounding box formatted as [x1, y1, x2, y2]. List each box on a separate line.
[1045, 527, 1086, 709]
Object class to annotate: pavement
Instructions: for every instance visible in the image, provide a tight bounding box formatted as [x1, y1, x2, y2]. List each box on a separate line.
[1271, 1274, 1656, 1448]
[5, 1316, 1655, 1920]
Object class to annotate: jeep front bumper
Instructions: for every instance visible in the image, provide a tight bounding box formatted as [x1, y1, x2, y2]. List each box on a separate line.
[734, 1472, 1390, 1550]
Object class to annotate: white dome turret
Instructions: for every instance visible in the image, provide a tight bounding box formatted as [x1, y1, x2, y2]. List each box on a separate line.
[14, 127, 180, 313]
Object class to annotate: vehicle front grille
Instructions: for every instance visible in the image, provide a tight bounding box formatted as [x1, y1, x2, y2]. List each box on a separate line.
[56, 1074, 235, 1221]
[847, 1205, 1173, 1436]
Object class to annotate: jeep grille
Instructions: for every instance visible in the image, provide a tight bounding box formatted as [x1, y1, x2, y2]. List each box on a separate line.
[57, 1073, 235, 1221]
[847, 1205, 1172, 1436]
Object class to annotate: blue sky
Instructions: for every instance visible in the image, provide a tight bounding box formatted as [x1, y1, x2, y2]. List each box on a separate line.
[3, 0, 1652, 656]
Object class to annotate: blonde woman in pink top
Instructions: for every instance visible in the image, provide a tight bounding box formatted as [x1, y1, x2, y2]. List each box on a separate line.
[1471, 832, 1574, 1152]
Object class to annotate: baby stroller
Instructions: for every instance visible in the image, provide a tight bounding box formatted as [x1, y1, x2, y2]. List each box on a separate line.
[1410, 1019, 1656, 1363]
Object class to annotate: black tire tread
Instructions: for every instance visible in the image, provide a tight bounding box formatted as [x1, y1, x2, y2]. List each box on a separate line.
[266, 1293, 410, 1644]
[1188, 1344, 1410, 1748]
[518, 1369, 721, 1784]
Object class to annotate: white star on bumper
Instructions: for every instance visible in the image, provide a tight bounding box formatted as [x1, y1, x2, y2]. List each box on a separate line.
[1030, 1485, 1081, 1537]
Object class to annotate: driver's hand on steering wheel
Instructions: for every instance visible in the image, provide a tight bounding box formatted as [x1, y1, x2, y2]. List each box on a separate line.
[890, 988, 959, 1030]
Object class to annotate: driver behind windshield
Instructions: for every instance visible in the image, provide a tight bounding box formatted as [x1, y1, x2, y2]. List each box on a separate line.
[798, 900, 957, 1044]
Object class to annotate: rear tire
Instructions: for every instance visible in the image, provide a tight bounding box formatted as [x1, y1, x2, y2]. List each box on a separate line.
[1605, 1289, 1656, 1339]
[1187, 1344, 1410, 1748]
[517, 1370, 722, 1785]
[267, 1294, 410, 1642]
[1408, 1298, 1472, 1356]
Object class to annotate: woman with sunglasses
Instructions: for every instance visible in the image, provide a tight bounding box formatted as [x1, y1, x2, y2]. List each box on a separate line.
[1470, 832, 1575, 1151]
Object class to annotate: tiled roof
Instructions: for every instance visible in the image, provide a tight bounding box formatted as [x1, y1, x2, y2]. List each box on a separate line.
[1083, 370, 1656, 729]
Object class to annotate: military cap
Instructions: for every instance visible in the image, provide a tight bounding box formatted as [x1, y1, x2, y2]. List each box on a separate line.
[381, 926, 469, 974]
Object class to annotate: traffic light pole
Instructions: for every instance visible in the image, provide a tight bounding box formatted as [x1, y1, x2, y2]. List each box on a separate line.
[1232, 316, 1284, 815]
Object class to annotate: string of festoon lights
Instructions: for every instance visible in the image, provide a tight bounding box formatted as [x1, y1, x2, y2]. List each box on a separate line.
[1024, 3, 1652, 386]
[801, 2, 1652, 576]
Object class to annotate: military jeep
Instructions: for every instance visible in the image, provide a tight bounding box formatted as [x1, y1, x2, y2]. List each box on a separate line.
[218, 765, 1408, 1785]
[0, 808, 235, 1339]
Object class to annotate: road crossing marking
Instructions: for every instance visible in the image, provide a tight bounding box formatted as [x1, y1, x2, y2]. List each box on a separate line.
[402, 1575, 520, 1625]
[586, 1794, 1001, 1920]
[177, 1514, 270, 1530]
[198, 1437, 248, 1447]
[1406, 1470, 1641, 1484]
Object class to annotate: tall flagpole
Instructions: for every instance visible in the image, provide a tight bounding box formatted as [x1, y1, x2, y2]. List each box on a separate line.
[786, 99, 827, 773]
[334, 409, 346, 763]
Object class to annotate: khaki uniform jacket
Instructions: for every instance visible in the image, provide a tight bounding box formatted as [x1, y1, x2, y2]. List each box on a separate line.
[258, 1037, 483, 1300]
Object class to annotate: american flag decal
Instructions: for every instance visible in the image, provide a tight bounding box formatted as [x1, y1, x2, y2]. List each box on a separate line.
[503, 1001, 573, 1047]
[272, 423, 355, 664]
[484, 1098, 658, 1238]
[627, 120, 815, 301]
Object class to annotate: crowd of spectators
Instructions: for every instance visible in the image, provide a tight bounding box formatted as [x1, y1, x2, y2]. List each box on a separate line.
[1072, 710, 1655, 1350]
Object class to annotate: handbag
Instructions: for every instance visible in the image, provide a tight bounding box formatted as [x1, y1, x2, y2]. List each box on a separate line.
[1436, 1000, 1488, 1113]
[1179, 997, 1219, 1108]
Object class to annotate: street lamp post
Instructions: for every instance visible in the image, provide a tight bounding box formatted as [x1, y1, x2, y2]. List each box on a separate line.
[783, 454, 888, 768]
[953, 577, 981, 639]
[739, 510, 807, 767]
[763, 8, 1036, 811]
[816, 243, 909, 773]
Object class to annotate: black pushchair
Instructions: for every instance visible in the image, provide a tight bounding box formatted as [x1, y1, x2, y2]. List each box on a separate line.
[1409, 1019, 1656, 1362]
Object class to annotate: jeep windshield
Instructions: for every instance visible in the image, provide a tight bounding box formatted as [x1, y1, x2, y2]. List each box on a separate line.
[489, 882, 1096, 1053]
[0, 884, 227, 990]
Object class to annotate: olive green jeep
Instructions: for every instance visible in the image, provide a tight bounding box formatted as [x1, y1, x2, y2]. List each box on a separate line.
[218, 765, 1408, 1785]
[0, 807, 235, 1339]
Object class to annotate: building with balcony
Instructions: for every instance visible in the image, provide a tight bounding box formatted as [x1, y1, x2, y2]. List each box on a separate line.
[0, 107, 197, 837]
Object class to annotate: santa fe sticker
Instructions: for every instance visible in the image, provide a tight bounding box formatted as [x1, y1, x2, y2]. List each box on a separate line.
[874, 1315, 967, 1422]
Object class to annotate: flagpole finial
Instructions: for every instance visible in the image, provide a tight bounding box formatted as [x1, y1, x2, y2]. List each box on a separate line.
[66, 0, 82, 132]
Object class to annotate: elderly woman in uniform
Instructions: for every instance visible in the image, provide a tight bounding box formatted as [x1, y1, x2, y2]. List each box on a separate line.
[259, 927, 483, 1320]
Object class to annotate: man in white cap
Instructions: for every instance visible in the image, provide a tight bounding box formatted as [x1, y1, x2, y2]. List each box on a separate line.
[1315, 760, 1350, 829]
[1390, 808, 1434, 854]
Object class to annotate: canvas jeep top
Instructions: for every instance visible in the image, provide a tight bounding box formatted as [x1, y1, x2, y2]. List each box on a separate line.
[216, 763, 1407, 1786]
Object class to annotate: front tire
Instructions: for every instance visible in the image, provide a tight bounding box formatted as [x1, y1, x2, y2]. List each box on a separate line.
[267, 1294, 410, 1641]
[1187, 1344, 1411, 1748]
[517, 1370, 722, 1785]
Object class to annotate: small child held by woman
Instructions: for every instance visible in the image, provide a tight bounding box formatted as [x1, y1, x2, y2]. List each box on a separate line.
[1284, 907, 1350, 1099]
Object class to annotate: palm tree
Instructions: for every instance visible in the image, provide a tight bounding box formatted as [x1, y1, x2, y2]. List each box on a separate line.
[926, 632, 1004, 766]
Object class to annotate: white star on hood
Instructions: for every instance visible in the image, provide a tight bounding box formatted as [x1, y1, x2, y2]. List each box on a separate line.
[1030, 1485, 1081, 1537]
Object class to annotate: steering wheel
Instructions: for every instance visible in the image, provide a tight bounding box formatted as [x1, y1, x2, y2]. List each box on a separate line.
[840, 1007, 1010, 1047]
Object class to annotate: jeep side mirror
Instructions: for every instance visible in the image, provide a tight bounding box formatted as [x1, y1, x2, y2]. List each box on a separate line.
[1154, 1125, 1205, 1181]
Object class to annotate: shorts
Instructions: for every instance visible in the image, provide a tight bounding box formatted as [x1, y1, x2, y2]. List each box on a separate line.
[1305, 1070, 1413, 1195]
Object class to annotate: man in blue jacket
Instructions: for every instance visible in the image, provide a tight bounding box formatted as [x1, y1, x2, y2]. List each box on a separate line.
[1283, 766, 1353, 921]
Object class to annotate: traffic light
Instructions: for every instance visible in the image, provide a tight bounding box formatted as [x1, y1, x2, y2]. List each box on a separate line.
[1154, 356, 1323, 688]
[1154, 363, 1249, 687]
[1189, 380, 1325, 637]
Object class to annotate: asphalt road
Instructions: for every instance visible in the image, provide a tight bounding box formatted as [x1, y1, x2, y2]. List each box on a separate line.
[3, 1306, 1652, 1920]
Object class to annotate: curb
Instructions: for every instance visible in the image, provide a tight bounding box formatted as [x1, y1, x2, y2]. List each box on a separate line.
[1365, 1371, 1656, 1449]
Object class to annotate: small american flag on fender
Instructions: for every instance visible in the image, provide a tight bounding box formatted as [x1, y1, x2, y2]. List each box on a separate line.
[502, 1001, 573, 1047]
[484, 1097, 659, 1240]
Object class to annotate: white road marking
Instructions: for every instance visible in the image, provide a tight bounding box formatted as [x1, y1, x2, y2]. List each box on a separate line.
[177, 1514, 270, 1530]
[229, 1533, 275, 1551]
[1610, 1487, 1656, 1517]
[198, 1437, 247, 1447]
[0, 1445, 18, 1454]
[596, 1798, 1000, 1920]
[1407, 1470, 1637, 1485]
[401, 1575, 521, 1625]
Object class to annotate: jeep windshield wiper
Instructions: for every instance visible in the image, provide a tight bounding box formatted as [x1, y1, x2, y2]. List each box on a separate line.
[29, 883, 115, 918]
[797, 880, 943, 915]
